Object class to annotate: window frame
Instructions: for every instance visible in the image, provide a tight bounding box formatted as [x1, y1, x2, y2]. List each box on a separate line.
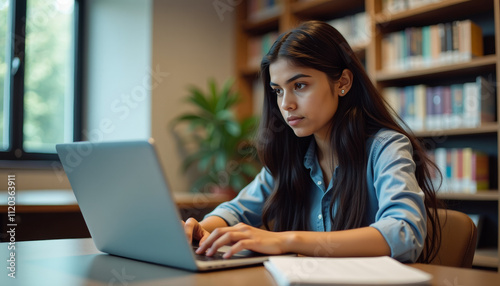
[0, 0, 83, 162]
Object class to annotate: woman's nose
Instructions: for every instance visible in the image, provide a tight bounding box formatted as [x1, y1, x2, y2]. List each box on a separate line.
[280, 92, 296, 110]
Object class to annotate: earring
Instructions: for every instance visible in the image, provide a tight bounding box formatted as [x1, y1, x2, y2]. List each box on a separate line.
[341, 89, 345, 94]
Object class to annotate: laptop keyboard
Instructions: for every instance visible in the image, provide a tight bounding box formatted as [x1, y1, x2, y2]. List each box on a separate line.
[193, 247, 238, 261]
[195, 252, 234, 261]
[192, 245, 268, 261]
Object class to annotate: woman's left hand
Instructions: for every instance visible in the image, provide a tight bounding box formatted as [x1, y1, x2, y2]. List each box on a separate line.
[195, 223, 288, 258]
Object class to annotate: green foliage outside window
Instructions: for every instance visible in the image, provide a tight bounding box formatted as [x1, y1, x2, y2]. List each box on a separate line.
[0, 0, 75, 153]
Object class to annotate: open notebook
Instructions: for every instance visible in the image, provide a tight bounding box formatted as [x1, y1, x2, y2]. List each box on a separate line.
[264, 256, 432, 285]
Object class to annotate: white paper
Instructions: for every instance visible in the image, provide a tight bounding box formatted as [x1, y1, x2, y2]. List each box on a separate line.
[264, 256, 432, 285]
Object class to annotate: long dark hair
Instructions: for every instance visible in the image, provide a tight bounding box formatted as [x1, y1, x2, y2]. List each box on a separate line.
[257, 20, 441, 263]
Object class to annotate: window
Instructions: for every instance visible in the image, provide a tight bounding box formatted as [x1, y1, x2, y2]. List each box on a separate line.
[0, 0, 82, 161]
[0, 1, 9, 151]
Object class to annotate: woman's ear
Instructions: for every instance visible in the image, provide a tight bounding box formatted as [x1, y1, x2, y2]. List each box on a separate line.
[338, 69, 353, 97]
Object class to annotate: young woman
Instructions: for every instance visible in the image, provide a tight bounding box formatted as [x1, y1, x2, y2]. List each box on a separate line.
[183, 20, 441, 263]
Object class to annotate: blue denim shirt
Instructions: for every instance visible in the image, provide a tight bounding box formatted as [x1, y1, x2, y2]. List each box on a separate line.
[205, 129, 426, 263]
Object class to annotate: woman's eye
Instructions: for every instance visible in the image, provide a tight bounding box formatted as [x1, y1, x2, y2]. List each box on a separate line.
[294, 83, 306, 90]
[273, 88, 283, 96]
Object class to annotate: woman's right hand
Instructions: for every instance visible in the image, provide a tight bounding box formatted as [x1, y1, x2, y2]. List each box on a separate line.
[182, 217, 211, 245]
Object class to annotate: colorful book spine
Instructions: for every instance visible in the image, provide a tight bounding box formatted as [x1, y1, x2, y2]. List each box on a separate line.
[473, 151, 490, 191]
[430, 148, 490, 193]
[247, 31, 279, 69]
[433, 148, 448, 192]
[328, 12, 370, 48]
[247, 0, 282, 22]
[413, 84, 426, 131]
[477, 76, 496, 124]
[382, 0, 444, 14]
[381, 19, 483, 72]
[462, 148, 473, 193]
[441, 86, 452, 130]
[382, 76, 495, 132]
[459, 20, 484, 61]
[449, 84, 464, 128]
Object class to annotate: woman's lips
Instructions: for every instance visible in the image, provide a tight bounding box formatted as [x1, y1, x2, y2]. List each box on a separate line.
[287, 116, 303, 126]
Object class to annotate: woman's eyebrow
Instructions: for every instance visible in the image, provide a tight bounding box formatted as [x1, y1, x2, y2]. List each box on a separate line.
[270, 73, 311, 86]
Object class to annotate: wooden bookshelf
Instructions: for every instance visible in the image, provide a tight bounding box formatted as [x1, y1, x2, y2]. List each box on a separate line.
[375, 55, 498, 83]
[244, 13, 280, 33]
[414, 123, 499, 137]
[374, 0, 500, 270]
[373, 0, 492, 29]
[235, 0, 500, 270]
[438, 191, 499, 201]
[291, 0, 365, 18]
[474, 248, 499, 268]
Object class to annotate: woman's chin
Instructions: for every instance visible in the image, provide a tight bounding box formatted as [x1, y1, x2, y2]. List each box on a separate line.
[291, 128, 312, 138]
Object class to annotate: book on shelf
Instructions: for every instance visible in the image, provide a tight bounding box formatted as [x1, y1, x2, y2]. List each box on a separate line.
[426, 86, 442, 130]
[252, 78, 264, 116]
[247, 0, 282, 22]
[429, 147, 489, 194]
[381, 19, 483, 72]
[328, 12, 370, 49]
[247, 31, 279, 69]
[382, 76, 496, 131]
[450, 83, 465, 128]
[382, 0, 443, 14]
[463, 76, 496, 128]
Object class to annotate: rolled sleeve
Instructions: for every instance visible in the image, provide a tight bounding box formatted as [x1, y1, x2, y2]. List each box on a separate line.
[368, 131, 427, 263]
[204, 167, 274, 227]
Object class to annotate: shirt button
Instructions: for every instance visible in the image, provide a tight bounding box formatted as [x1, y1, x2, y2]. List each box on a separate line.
[318, 214, 323, 220]
[317, 181, 322, 185]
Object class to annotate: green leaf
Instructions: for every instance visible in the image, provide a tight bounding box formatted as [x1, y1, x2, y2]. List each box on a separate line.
[226, 91, 240, 107]
[215, 109, 234, 121]
[241, 116, 259, 132]
[181, 151, 206, 171]
[215, 78, 237, 111]
[214, 151, 227, 172]
[208, 78, 218, 112]
[198, 152, 214, 172]
[187, 86, 212, 112]
[241, 163, 259, 177]
[224, 120, 241, 137]
[221, 78, 235, 98]
[174, 114, 205, 124]
[191, 175, 218, 193]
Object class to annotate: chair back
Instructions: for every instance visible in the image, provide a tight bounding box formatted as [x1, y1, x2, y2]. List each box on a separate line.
[427, 209, 477, 268]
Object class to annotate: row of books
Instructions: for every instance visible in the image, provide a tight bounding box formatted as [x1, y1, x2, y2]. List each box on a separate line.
[252, 77, 264, 116]
[247, 31, 279, 69]
[247, 13, 369, 69]
[427, 148, 489, 194]
[328, 12, 371, 49]
[247, 0, 282, 22]
[381, 19, 483, 72]
[383, 76, 495, 131]
[382, 0, 443, 14]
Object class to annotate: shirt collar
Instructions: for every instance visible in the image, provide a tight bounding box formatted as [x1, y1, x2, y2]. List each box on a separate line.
[304, 138, 317, 170]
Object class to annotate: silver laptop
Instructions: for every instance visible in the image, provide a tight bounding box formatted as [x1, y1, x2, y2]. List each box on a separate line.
[56, 139, 272, 271]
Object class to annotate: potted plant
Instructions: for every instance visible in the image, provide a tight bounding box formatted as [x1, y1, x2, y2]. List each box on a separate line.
[172, 78, 260, 197]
